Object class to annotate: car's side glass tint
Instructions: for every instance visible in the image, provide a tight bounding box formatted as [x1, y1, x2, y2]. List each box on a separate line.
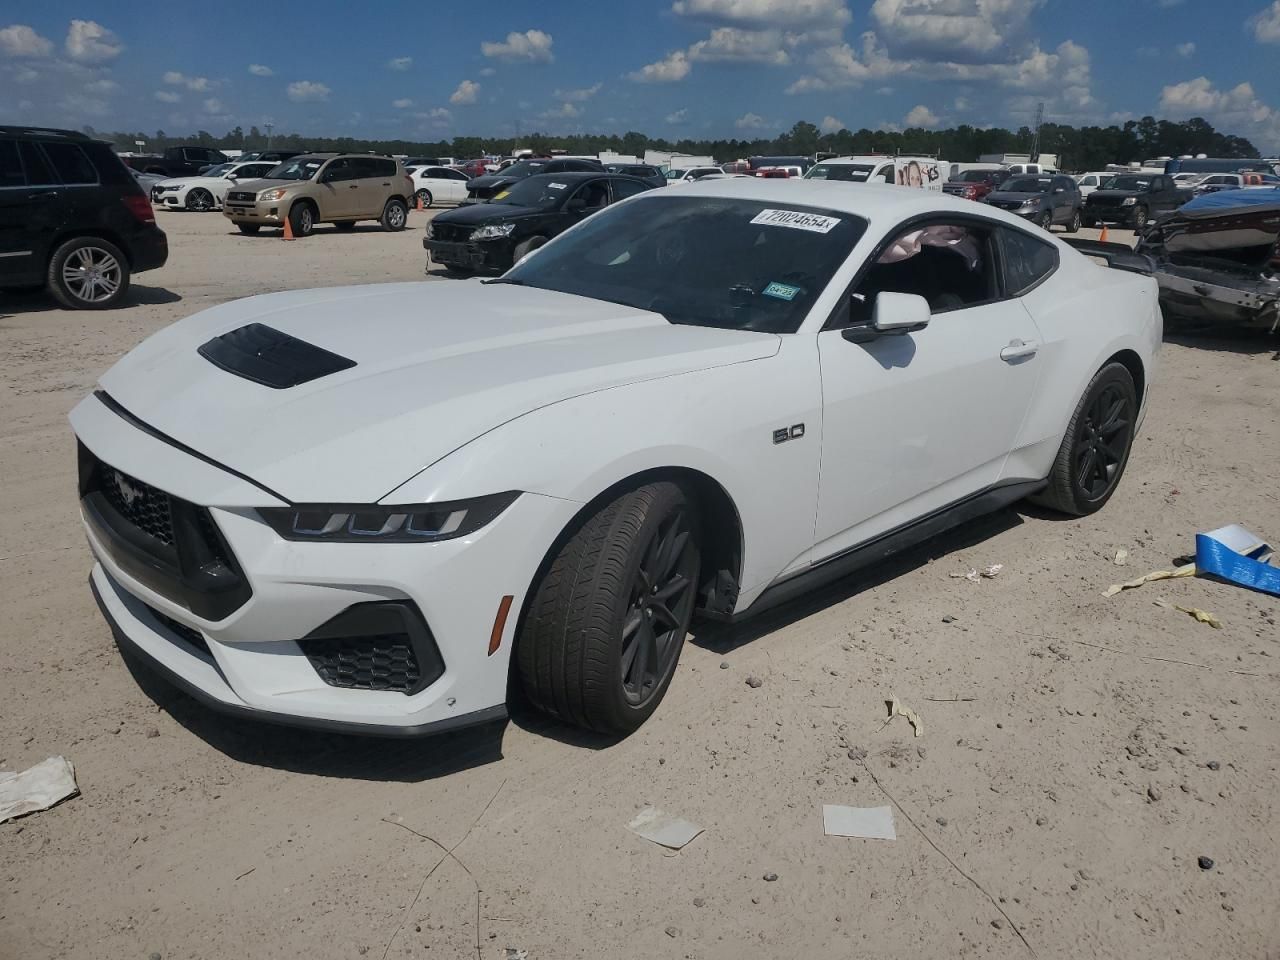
[0, 140, 22, 187]
[1000, 228, 1059, 297]
[40, 141, 98, 185]
[611, 178, 648, 201]
[19, 142, 56, 186]
[847, 222, 998, 324]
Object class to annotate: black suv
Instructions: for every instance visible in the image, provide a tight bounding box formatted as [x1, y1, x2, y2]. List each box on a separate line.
[425, 172, 653, 274]
[1, 126, 168, 309]
[1082, 173, 1189, 231]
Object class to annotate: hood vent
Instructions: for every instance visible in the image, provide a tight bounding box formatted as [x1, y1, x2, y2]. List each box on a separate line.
[197, 323, 356, 389]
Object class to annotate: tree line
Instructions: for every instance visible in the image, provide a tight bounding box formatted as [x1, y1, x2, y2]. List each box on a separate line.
[82, 115, 1261, 172]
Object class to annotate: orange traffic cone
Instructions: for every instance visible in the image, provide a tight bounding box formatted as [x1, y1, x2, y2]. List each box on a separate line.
[416, 193, 424, 211]
[282, 213, 295, 241]
[1098, 223, 1109, 243]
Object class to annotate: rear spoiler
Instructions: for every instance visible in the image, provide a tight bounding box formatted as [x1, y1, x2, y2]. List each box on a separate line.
[1061, 238, 1155, 276]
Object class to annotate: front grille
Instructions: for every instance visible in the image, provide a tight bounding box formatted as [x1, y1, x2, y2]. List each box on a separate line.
[149, 605, 211, 656]
[227, 190, 256, 203]
[430, 223, 473, 243]
[303, 635, 422, 693]
[99, 465, 174, 546]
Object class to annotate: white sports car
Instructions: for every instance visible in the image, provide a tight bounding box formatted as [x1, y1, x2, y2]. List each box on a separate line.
[150, 160, 280, 211]
[71, 182, 1160, 737]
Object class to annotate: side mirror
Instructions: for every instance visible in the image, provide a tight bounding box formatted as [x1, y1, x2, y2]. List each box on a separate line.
[873, 292, 931, 333]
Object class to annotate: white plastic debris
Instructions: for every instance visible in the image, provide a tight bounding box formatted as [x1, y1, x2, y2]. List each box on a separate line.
[627, 806, 703, 850]
[0, 756, 78, 822]
[1114, 549, 1129, 566]
[951, 568, 980, 582]
[886, 696, 924, 737]
[822, 804, 897, 840]
[981, 564, 1004, 579]
[504, 950, 528, 960]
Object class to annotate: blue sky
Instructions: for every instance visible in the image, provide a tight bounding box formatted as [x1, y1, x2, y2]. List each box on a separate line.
[2, 0, 1279, 151]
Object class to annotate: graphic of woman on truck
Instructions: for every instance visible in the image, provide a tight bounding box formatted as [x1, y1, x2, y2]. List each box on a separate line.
[899, 160, 924, 188]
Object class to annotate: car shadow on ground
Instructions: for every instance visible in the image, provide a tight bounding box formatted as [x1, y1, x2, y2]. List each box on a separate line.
[1164, 327, 1280, 358]
[228, 224, 400, 238]
[0, 285, 182, 317]
[693, 507, 1026, 655]
[118, 648, 507, 782]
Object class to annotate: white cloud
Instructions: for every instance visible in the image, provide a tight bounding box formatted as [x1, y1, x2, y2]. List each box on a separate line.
[671, 0, 852, 29]
[1175, 41, 1195, 57]
[786, 31, 907, 92]
[387, 56, 413, 71]
[1160, 76, 1280, 150]
[954, 95, 970, 110]
[541, 101, 581, 120]
[666, 108, 689, 123]
[627, 50, 691, 82]
[479, 66, 496, 76]
[65, 19, 123, 63]
[904, 103, 940, 128]
[688, 27, 791, 64]
[248, 63, 273, 76]
[164, 71, 211, 91]
[735, 111, 768, 129]
[553, 82, 602, 102]
[481, 29, 554, 62]
[154, 90, 181, 103]
[85, 78, 117, 94]
[1251, 1, 1280, 42]
[392, 97, 414, 109]
[870, 0, 1041, 63]
[428, 107, 451, 121]
[449, 79, 480, 104]
[202, 97, 225, 114]
[0, 24, 53, 57]
[819, 114, 845, 133]
[13, 65, 39, 83]
[287, 80, 330, 102]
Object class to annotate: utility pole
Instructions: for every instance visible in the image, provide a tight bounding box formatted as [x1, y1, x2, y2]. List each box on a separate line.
[1029, 101, 1044, 163]
[264, 121, 274, 150]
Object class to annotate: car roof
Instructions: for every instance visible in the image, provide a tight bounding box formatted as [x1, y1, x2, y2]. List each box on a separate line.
[522, 171, 614, 183]
[661, 177, 1052, 229]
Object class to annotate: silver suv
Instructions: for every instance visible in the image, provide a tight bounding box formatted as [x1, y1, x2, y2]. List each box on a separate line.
[222, 153, 413, 237]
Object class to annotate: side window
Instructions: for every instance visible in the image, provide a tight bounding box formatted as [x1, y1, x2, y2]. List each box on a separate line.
[999, 228, 1059, 296]
[610, 178, 648, 202]
[879, 166, 894, 183]
[322, 158, 354, 181]
[245, 164, 273, 178]
[40, 141, 98, 184]
[20, 140, 58, 186]
[446, 169, 468, 180]
[844, 222, 997, 325]
[375, 158, 397, 178]
[570, 179, 610, 211]
[0, 140, 22, 187]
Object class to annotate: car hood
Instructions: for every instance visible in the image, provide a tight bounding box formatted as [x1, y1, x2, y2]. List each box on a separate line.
[466, 174, 521, 191]
[987, 191, 1047, 203]
[434, 202, 548, 226]
[1087, 189, 1142, 200]
[97, 282, 781, 503]
[156, 175, 218, 188]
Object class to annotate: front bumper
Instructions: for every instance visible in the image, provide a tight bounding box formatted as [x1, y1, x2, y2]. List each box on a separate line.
[223, 198, 285, 224]
[70, 391, 577, 735]
[424, 238, 512, 272]
[1084, 204, 1138, 225]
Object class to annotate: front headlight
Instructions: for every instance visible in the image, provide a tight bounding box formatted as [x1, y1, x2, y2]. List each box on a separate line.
[258, 188, 288, 202]
[471, 223, 516, 241]
[1122, 197, 1136, 206]
[258, 491, 521, 543]
[424, 222, 434, 240]
[1019, 199, 1038, 208]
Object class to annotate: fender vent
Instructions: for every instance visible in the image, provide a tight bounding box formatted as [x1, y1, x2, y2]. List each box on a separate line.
[197, 323, 356, 389]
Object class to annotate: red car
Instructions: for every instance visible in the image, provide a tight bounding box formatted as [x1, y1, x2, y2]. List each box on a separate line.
[455, 158, 491, 178]
[943, 169, 1011, 201]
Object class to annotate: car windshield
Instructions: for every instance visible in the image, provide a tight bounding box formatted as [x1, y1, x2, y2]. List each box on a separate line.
[1108, 175, 1151, 190]
[499, 160, 548, 179]
[202, 163, 233, 177]
[267, 157, 324, 180]
[491, 176, 575, 208]
[501, 196, 867, 334]
[806, 163, 875, 182]
[1003, 176, 1053, 193]
[952, 170, 993, 182]
[666, 169, 687, 180]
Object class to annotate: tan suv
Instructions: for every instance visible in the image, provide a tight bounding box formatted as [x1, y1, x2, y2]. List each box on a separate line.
[222, 153, 413, 237]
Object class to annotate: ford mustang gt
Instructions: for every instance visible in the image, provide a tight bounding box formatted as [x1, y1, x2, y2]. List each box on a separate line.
[71, 181, 1161, 737]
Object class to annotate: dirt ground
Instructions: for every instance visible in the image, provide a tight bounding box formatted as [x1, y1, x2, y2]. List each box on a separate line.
[1, 209, 1278, 960]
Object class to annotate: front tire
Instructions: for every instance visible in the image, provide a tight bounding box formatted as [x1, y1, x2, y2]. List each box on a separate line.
[1032, 362, 1137, 516]
[381, 198, 408, 232]
[47, 237, 130, 310]
[517, 482, 701, 734]
[288, 202, 316, 237]
[1131, 206, 1148, 231]
[186, 188, 214, 212]
[1065, 209, 1082, 233]
[1037, 211, 1052, 230]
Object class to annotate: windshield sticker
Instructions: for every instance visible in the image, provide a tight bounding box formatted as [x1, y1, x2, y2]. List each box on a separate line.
[494, 190, 510, 199]
[762, 282, 801, 301]
[548, 182, 567, 190]
[750, 208, 841, 233]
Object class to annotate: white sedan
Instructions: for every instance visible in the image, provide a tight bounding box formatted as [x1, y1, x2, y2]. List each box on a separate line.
[150, 160, 280, 211]
[409, 165, 470, 207]
[71, 181, 1160, 738]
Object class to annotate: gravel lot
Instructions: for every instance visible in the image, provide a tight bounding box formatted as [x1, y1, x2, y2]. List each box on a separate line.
[2, 209, 1278, 960]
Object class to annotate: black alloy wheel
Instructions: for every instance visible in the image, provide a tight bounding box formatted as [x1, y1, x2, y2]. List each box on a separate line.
[186, 188, 214, 211]
[1132, 206, 1148, 231]
[619, 507, 699, 706]
[1032, 362, 1137, 516]
[1037, 210, 1053, 230]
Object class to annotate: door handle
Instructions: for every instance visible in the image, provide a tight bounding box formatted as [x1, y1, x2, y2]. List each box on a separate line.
[348, 184, 359, 189]
[29, 191, 59, 202]
[1000, 338, 1039, 361]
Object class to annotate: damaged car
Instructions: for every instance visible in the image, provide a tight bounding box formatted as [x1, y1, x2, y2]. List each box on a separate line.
[1135, 187, 1280, 332]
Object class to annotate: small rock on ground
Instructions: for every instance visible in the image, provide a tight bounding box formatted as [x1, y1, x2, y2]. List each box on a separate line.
[745, 676, 763, 689]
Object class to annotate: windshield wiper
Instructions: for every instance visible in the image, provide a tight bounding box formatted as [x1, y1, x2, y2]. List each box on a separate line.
[482, 277, 526, 286]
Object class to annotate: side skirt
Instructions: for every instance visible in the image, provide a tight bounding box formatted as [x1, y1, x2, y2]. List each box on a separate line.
[731, 479, 1045, 622]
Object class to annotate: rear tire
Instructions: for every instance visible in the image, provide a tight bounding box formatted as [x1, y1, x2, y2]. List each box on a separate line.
[517, 482, 701, 734]
[1031, 362, 1137, 516]
[236, 223, 261, 235]
[415, 189, 433, 209]
[381, 198, 408, 232]
[288, 202, 316, 237]
[47, 236, 130, 310]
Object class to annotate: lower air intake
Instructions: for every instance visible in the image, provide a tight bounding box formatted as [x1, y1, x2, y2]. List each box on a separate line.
[297, 601, 444, 696]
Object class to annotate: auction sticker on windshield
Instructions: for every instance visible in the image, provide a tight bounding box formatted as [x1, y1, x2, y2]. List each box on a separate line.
[548, 182, 567, 190]
[750, 209, 841, 233]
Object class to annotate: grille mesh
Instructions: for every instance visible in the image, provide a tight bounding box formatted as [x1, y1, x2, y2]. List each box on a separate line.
[303, 636, 423, 693]
[149, 606, 211, 656]
[100, 466, 174, 546]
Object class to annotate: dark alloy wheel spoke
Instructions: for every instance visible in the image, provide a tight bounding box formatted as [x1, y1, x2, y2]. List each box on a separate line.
[620, 510, 697, 705]
[1073, 383, 1132, 500]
